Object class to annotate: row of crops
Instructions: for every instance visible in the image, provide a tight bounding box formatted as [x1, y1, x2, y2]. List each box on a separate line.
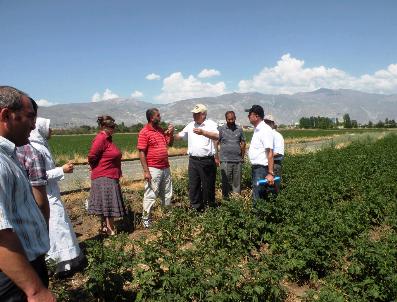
[80, 133, 397, 301]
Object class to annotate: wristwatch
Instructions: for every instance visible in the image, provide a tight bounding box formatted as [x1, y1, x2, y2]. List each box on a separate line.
[268, 172, 274, 176]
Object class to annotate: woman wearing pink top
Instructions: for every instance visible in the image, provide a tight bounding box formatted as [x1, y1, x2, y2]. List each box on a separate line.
[88, 115, 126, 235]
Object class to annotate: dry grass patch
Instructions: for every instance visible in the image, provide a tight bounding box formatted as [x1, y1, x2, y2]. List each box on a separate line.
[368, 224, 393, 242]
[281, 280, 311, 302]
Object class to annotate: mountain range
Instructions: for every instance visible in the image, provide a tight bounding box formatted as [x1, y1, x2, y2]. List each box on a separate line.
[39, 88, 397, 128]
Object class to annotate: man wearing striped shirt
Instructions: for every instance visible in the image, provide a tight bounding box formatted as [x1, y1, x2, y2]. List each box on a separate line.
[0, 86, 55, 301]
[137, 108, 174, 228]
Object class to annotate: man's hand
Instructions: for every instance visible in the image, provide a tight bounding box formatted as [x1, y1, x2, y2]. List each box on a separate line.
[27, 287, 56, 302]
[214, 158, 220, 167]
[62, 161, 74, 173]
[144, 170, 152, 182]
[165, 123, 174, 135]
[193, 128, 204, 136]
[265, 173, 274, 185]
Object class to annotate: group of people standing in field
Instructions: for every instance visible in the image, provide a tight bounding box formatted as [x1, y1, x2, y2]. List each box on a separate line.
[0, 85, 284, 301]
[139, 103, 285, 216]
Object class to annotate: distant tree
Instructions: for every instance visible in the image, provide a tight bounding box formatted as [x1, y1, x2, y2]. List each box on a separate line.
[368, 121, 373, 128]
[299, 117, 311, 128]
[129, 123, 144, 133]
[299, 116, 334, 129]
[376, 120, 385, 128]
[343, 113, 352, 128]
[351, 120, 358, 128]
[116, 122, 128, 132]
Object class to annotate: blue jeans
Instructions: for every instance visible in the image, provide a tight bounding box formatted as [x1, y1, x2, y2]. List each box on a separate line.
[251, 164, 270, 205]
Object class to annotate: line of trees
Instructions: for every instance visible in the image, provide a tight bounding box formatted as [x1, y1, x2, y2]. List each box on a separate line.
[299, 113, 396, 129]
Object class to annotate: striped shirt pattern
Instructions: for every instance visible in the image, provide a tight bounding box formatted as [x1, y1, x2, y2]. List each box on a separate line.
[137, 124, 170, 169]
[16, 144, 48, 187]
[0, 136, 49, 261]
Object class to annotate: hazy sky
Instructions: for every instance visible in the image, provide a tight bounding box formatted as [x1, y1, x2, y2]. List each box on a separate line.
[1, 0, 397, 106]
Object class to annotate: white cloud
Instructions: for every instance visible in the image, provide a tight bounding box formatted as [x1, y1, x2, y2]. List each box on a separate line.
[155, 72, 227, 103]
[198, 68, 221, 78]
[238, 54, 397, 94]
[131, 90, 143, 98]
[145, 73, 161, 80]
[36, 99, 56, 107]
[91, 88, 119, 102]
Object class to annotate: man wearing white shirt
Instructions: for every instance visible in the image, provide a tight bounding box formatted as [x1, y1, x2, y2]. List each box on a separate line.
[174, 104, 219, 210]
[246, 105, 275, 203]
[264, 114, 284, 191]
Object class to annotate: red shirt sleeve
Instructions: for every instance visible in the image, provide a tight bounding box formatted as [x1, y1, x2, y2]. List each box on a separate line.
[88, 132, 107, 168]
[137, 129, 148, 152]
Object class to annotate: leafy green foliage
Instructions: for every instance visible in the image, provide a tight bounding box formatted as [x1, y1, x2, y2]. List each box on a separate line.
[85, 234, 135, 301]
[61, 133, 397, 301]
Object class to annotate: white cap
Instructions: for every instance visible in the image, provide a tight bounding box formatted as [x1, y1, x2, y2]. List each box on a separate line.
[191, 104, 207, 113]
[264, 114, 275, 122]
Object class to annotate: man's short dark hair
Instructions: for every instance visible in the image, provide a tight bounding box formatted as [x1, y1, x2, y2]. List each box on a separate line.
[146, 108, 159, 122]
[245, 105, 264, 119]
[29, 97, 38, 115]
[0, 86, 29, 111]
[225, 111, 235, 118]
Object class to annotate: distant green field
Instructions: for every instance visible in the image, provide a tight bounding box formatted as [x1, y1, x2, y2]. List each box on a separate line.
[277, 128, 383, 139]
[49, 128, 388, 163]
[49, 133, 187, 161]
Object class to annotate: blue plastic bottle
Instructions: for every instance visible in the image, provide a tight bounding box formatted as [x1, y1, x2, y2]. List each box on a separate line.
[256, 176, 281, 186]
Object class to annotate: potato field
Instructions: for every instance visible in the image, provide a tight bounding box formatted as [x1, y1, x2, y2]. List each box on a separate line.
[52, 132, 397, 301]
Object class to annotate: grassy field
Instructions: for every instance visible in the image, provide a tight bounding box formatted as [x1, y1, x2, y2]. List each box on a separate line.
[49, 128, 392, 164]
[49, 132, 188, 164]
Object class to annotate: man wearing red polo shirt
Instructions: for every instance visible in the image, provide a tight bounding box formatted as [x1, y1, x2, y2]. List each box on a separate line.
[137, 108, 174, 228]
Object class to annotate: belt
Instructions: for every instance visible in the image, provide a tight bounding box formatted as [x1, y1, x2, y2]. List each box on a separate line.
[189, 155, 214, 161]
[251, 164, 267, 169]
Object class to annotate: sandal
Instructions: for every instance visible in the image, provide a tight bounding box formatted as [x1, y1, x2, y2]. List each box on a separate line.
[106, 228, 116, 236]
[101, 226, 116, 236]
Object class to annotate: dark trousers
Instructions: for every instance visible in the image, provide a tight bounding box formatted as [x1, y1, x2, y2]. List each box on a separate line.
[188, 157, 217, 210]
[0, 255, 48, 302]
[251, 164, 270, 206]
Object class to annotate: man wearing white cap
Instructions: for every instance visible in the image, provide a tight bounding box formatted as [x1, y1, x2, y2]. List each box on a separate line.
[174, 104, 219, 210]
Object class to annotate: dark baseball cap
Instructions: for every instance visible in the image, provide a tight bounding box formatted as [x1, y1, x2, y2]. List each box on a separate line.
[245, 105, 264, 119]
